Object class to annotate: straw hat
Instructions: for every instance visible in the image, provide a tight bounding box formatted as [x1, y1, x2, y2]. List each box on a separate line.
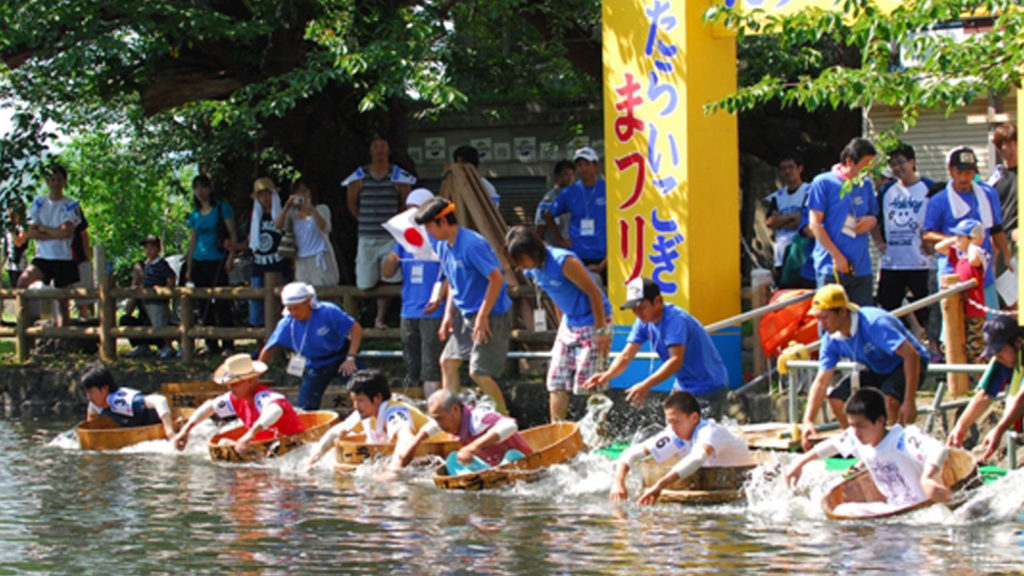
[252, 177, 277, 197]
[214, 353, 268, 385]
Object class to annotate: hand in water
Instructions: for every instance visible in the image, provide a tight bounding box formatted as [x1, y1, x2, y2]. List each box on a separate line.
[456, 447, 476, 465]
[172, 431, 189, 451]
[785, 464, 804, 487]
[609, 483, 629, 503]
[636, 486, 661, 505]
[234, 437, 251, 456]
[922, 478, 951, 503]
[625, 383, 650, 408]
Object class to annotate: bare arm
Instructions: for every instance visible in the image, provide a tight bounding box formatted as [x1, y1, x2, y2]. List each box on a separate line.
[801, 367, 836, 450]
[346, 181, 361, 219]
[992, 230, 1014, 271]
[854, 215, 877, 234]
[586, 342, 642, 389]
[544, 212, 569, 246]
[808, 209, 849, 273]
[381, 251, 400, 280]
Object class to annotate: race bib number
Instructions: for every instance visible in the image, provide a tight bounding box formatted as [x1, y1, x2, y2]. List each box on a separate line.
[287, 354, 307, 377]
[580, 219, 595, 237]
[410, 264, 424, 285]
[842, 214, 857, 238]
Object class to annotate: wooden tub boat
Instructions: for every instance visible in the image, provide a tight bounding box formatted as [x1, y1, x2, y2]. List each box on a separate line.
[160, 381, 224, 409]
[432, 422, 584, 491]
[77, 417, 168, 450]
[208, 411, 339, 463]
[639, 451, 774, 504]
[333, 433, 462, 474]
[822, 448, 982, 520]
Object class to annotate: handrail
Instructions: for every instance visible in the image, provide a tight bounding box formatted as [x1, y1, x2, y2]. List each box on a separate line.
[705, 291, 813, 334]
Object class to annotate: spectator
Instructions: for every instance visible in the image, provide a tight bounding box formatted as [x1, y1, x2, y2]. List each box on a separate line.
[344, 136, 415, 329]
[766, 152, 810, 283]
[807, 137, 879, 306]
[18, 164, 81, 329]
[507, 225, 611, 422]
[453, 145, 500, 208]
[414, 197, 513, 415]
[536, 160, 574, 246]
[924, 146, 1012, 312]
[127, 235, 177, 359]
[988, 123, 1017, 236]
[258, 282, 363, 411]
[3, 203, 27, 287]
[382, 188, 445, 397]
[278, 179, 338, 286]
[247, 177, 289, 327]
[934, 219, 989, 363]
[549, 147, 608, 283]
[185, 175, 238, 356]
[872, 143, 935, 333]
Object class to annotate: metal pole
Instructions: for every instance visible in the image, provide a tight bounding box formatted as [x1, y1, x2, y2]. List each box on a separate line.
[923, 380, 947, 434]
[1008, 431, 1018, 470]
[705, 291, 813, 334]
[788, 372, 798, 425]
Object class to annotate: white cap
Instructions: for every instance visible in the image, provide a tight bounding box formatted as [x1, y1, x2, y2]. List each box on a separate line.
[573, 146, 599, 163]
[281, 282, 316, 305]
[406, 187, 434, 208]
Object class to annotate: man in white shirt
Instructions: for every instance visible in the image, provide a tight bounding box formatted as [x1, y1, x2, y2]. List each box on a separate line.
[765, 152, 810, 283]
[18, 164, 82, 327]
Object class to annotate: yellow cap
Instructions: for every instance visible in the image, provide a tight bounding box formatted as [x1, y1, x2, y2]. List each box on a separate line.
[810, 284, 859, 312]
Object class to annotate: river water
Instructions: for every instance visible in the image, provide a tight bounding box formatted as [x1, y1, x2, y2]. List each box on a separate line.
[3, 416, 1024, 575]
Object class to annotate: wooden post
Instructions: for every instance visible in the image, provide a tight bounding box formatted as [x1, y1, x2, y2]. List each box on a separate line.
[343, 292, 358, 318]
[97, 246, 116, 361]
[264, 271, 281, 342]
[940, 273, 969, 396]
[15, 291, 30, 363]
[181, 290, 195, 365]
[751, 268, 772, 376]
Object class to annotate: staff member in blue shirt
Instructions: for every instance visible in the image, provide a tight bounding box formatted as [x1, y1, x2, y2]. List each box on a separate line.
[586, 278, 729, 418]
[548, 147, 607, 282]
[415, 197, 513, 414]
[506, 225, 611, 422]
[807, 137, 879, 306]
[382, 188, 445, 397]
[258, 282, 363, 410]
[800, 284, 928, 451]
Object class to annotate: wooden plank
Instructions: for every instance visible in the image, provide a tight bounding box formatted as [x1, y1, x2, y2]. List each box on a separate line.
[99, 245, 116, 361]
[25, 326, 103, 339]
[940, 273, 970, 396]
[109, 326, 182, 339]
[15, 291, 29, 363]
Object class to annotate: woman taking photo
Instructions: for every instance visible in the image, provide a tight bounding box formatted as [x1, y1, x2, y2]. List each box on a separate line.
[276, 179, 338, 286]
[185, 175, 238, 355]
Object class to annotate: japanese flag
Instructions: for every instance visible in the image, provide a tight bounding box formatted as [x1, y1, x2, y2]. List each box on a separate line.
[383, 208, 438, 261]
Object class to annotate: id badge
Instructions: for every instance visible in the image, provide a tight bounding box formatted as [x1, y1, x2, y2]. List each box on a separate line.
[287, 354, 307, 377]
[410, 264, 424, 285]
[842, 214, 857, 238]
[533, 308, 548, 332]
[580, 219, 596, 237]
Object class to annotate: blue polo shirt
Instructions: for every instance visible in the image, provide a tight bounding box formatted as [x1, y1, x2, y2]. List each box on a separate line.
[550, 178, 607, 261]
[393, 244, 444, 320]
[523, 247, 610, 328]
[807, 171, 878, 278]
[266, 302, 355, 367]
[434, 228, 511, 317]
[923, 183, 1002, 287]
[626, 304, 728, 395]
[820, 307, 927, 375]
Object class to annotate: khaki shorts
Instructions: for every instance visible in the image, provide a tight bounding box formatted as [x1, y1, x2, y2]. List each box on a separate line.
[356, 236, 400, 289]
[441, 309, 510, 378]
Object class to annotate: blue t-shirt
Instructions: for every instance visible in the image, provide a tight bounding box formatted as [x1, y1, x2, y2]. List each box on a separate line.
[923, 183, 1002, 286]
[820, 307, 928, 375]
[434, 228, 511, 317]
[626, 304, 728, 395]
[550, 178, 607, 261]
[393, 244, 444, 320]
[266, 302, 355, 367]
[187, 202, 234, 262]
[523, 247, 610, 328]
[807, 171, 878, 278]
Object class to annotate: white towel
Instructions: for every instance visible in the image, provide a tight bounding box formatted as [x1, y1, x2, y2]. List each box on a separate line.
[249, 191, 282, 253]
[947, 180, 994, 229]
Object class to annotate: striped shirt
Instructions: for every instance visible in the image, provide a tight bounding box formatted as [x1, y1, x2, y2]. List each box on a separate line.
[358, 166, 401, 237]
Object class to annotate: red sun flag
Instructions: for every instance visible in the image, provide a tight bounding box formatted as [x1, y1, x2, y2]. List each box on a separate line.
[404, 227, 424, 247]
[382, 208, 438, 261]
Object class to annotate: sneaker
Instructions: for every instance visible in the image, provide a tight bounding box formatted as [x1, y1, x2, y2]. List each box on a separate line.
[126, 346, 149, 358]
[157, 347, 175, 359]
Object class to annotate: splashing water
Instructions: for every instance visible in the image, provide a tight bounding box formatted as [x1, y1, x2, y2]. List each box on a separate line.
[578, 393, 613, 449]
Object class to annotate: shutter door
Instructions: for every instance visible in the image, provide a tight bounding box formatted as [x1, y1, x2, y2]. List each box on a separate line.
[417, 177, 548, 227]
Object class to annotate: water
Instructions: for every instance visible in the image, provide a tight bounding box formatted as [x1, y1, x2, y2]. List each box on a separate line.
[3, 417, 1024, 575]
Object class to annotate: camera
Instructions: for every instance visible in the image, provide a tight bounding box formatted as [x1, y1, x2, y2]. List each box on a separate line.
[294, 196, 305, 206]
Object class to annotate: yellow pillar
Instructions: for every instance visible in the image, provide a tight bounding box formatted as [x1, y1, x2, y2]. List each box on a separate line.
[603, 0, 739, 324]
[1019, 88, 1023, 327]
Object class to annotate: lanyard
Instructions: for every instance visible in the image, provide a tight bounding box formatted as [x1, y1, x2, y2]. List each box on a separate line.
[290, 316, 311, 357]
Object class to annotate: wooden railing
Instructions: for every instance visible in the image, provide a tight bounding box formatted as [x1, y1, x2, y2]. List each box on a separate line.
[1, 248, 550, 365]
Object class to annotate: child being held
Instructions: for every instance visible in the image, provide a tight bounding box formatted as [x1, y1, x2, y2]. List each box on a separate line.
[935, 218, 989, 363]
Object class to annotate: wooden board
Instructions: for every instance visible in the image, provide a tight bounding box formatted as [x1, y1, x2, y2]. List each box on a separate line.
[77, 417, 167, 451]
[160, 380, 224, 409]
[741, 423, 838, 452]
[432, 422, 583, 490]
[639, 451, 774, 504]
[208, 411, 339, 463]
[333, 433, 462, 474]
[822, 448, 981, 520]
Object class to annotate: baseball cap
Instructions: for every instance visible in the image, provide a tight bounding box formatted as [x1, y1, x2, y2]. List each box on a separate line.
[947, 146, 979, 171]
[281, 282, 316, 305]
[950, 218, 984, 239]
[406, 187, 434, 208]
[573, 146, 599, 163]
[621, 278, 660, 310]
[982, 315, 1020, 359]
[810, 284, 859, 313]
